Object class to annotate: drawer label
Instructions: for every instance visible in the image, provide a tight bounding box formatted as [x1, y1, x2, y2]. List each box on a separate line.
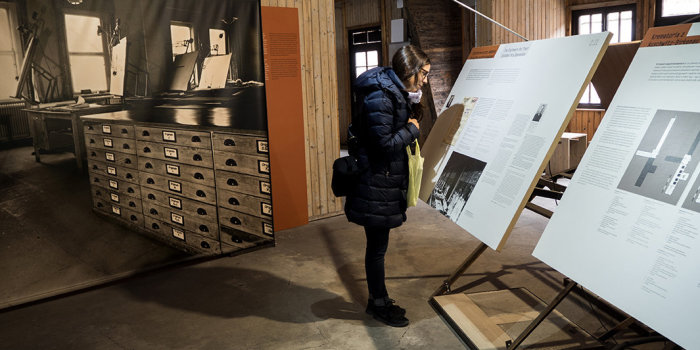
[172, 228, 186, 241]
[102, 125, 111, 134]
[261, 203, 272, 216]
[163, 131, 177, 142]
[103, 138, 113, 148]
[110, 193, 120, 203]
[107, 166, 117, 176]
[112, 205, 121, 216]
[109, 179, 119, 189]
[171, 212, 184, 225]
[260, 181, 271, 195]
[164, 147, 178, 159]
[166, 164, 180, 176]
[258, 160, 270, 174]
[262, 222, 273, 237]
[168, 180, 182, 193]
[257, 140, 269, 153]
[169, 197, 182, 209]
[105, 152, 115, 162]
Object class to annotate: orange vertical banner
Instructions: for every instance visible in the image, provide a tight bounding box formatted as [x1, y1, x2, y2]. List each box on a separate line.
[261, 6, 309, 231]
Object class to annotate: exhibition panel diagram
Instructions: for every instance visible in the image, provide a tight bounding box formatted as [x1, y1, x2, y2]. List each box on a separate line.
[533, 23, 700, 350]
[420, 32, 611, 250]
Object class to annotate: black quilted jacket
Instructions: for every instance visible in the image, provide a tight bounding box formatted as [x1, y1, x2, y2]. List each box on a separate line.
[344, 67, 420, 228]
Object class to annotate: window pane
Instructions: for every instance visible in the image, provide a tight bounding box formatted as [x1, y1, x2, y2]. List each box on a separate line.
[662, 0, 700, 16]
[591, 14, 603, 33]
[620, 11, 633, 42]
[210, 29, 226, 55]
[367, 30, 381, 43]
[65, 14, 103, 53]
[367, 50, 378, 66]
[356, 67, 366, 78]
[0, 54, 18, 98]
[608, 12, 620, 43]
[352, 31, 367, 45]
[590, 83, 601, 104]
[69, 55, 107, 92]
[171, 24, 193, 57]
[0, 8, 13, 50]
[579, 14, 591, 35]
[355, 51, 366, 67]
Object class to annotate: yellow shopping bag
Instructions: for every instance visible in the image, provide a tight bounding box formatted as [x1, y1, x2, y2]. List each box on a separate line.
[406, 141, 424, 207]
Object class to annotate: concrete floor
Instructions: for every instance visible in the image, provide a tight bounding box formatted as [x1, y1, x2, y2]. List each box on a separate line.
[0, 146, 680, 349]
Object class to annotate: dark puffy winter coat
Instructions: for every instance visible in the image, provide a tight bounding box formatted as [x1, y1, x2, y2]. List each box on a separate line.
[344, 67, 420, 228]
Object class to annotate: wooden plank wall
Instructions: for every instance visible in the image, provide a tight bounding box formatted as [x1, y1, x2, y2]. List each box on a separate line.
[261, 0, 343, 220]
[566, 109, 605, 142]
[476, 0, 567, 46]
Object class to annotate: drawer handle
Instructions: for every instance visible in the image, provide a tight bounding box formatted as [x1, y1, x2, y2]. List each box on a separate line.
[150, 208, 158, 215]
[87, 125, 94, 130]
[191, 136, 201, 142]
[143, 147, 151, 153]
[194, 172, 204, 180]
[228, 197, 239, 205]
[148, 194, 156, 200]
[225, 159, 237, 167]
[147, 178, 155, 184]
[121, 128, 128, 134]
[197, 208, 207, 215]
[126, 173, 133, 179]
[199, 224, 209, 232]
[96, 202, 104, 208]
[130, 215, 137, 221]
[92, 165, 98, 170]
[90, 151, 96, 157]
[93, 177, 100, 183]
[95, 190, 102, 195]
[196, 190, 206, 198]
[125, 158, 132, 164]
[122, 144, 130, 150]
[224, 138, 235, 146]
[145, 162, 153, 169]
[227, 178, 238, 186]
[127, 187, 135, 193]
[152, 223, 159, 229]
[89, 138, 95, 144]
[142, 130, 150, 136]
[129, 201, 136, 207]
[230, 217, 241, 225]
[193, 154, 202, 161]
[201, 241, 210, 249]
[231, 234, 242, 244]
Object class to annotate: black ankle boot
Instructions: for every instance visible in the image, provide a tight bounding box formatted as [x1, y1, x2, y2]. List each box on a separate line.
[366, 297, 406, 316]
[366, 298, 409, 327]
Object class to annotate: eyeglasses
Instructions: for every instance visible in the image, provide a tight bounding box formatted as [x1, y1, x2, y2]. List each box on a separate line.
[419, 68, 430, 79]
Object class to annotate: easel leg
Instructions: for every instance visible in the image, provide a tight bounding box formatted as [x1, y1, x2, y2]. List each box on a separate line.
[506, 279, 577, 349]
[431, 242, 488, 297]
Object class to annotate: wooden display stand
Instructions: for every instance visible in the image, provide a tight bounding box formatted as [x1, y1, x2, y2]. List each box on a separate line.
[545, 132, 587, 178]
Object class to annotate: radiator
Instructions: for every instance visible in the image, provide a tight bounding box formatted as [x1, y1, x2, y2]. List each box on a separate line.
[0, 99, 30, 142]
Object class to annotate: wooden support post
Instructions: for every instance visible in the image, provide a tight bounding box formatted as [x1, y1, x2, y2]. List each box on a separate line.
[431, 242, 488, 297]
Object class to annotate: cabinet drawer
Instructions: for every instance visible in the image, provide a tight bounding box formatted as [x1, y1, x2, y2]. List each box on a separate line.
[137, 140, 213, 168]
[141, 187, 218, 224]
[138, 157, 215, 187]
[84, 122, 135, 138]
[139, 173, 216, 205]
[92, 185, 142, 213]
[93, 198, 144, 226]
[142, 201, 217, 238]
[144, 216, 221, 255]
[217, 188, 272, 218]
[135, 126, 212, 149]
[86, 148, 137, 169]
[213, 151, 270, 177]
[85, 135, 137, 154]
[215, 170, 271, 198]
[212, 132, 268, 155]
[90, 173, 142, 198]
[88, 159, 139, 184]
[220, 225, 269, 250]
[218, 207, 273, 239]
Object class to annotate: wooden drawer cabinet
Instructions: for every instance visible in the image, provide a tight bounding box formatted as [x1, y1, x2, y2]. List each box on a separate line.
[138, 157, 214, 186]
[219, 226, 265, 249]
[88, 160, 139, 184]
[144, 216, 222, 255]
[218, 207, 273, 239]
[215, 170, 271, 198]
[137, 140, 213, 168]
[135, 126, 212, 149]
[84, 123, 135, 139]
[92, 186, 143, 213]
[212, 132, 269, 156]
[139, 172, 216, 205]
[142, 201, 217, 239]
[217, 188, 272, 218]
[141, 187, 217, 223]
[93, 198, 144, 226]
[85, 135, 137, 154]
[90, 173, 142, 198]
[87, 149, 138, 169]
[213, 151, 270, 177]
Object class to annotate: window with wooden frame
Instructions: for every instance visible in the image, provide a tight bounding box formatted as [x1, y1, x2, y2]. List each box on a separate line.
[64, 13, 109, 94]
[0, 3, 23, 99]
[573, 4, 636, 108]
[348, 27, 382, 83]
[655, 0, 700, 26]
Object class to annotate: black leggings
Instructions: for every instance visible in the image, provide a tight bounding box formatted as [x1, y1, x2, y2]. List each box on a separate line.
[364, 226, 391, 300]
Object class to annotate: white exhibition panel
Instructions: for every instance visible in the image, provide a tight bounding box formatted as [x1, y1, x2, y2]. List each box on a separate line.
[421, 32, 611, 250]
[533, 27, 700, 349]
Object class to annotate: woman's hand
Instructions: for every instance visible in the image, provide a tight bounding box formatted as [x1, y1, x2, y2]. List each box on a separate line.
[408, 118, 420, 130]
